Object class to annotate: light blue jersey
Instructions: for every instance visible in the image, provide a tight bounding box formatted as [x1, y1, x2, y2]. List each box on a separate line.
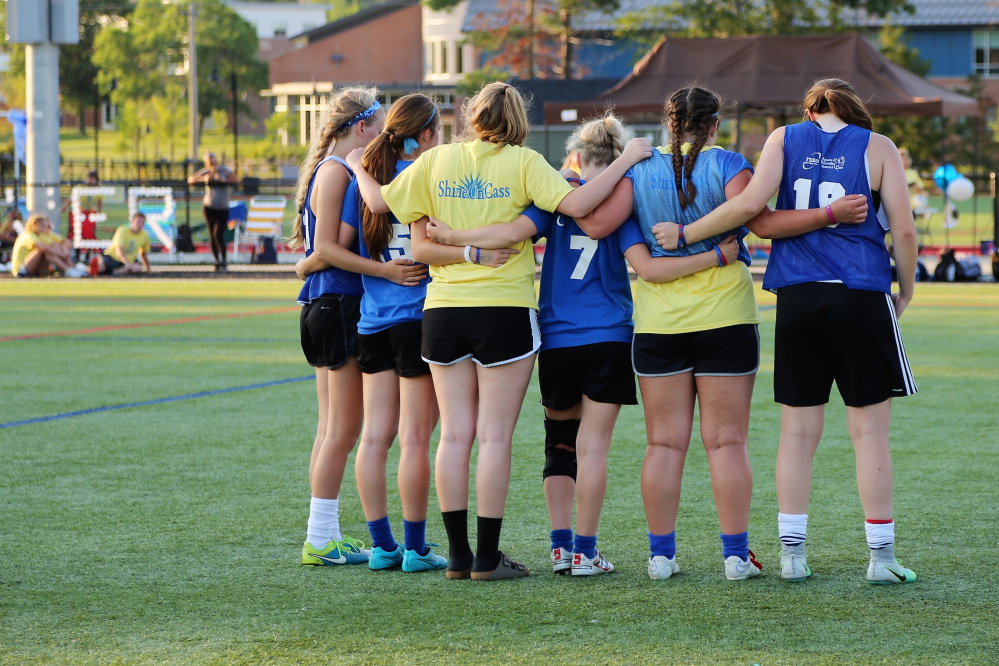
[526, 202, 644, 351]
[626, 146, 752, 266]
[765, 121, 891, 293]
[297, 156, 364, 305]
[342, 160, 429, 335]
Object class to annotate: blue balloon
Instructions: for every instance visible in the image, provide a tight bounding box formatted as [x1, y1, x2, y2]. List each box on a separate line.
[933, 164, 960, 189]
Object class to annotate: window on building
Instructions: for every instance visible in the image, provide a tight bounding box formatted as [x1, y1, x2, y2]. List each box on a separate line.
[456, 44, 464, 75]
[975, 30, 999, 76]
[273, 22, 288, 38]
[441, 42, 449, 76]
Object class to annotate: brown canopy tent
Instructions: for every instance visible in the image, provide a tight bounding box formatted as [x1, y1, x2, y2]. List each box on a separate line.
[544, 33, 981, 125]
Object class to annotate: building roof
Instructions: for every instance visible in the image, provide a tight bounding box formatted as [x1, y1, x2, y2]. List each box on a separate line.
[291, 0, 419, 42]
[543, 34, 981, 123]
[852, 0, 999, 28]
[464, 0, 999, 33]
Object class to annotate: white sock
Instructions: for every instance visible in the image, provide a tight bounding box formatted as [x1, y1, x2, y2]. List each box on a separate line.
[778, 513, 808, 547]
[865, 520, 895, 552]
[306, 496, 341, 549]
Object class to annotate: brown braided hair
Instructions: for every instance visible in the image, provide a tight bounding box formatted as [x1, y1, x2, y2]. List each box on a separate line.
[289, 86, 379, 250]
[664, 87, 720, 209]
[802, 78, 873, 131]
[360, 94, 439, 260]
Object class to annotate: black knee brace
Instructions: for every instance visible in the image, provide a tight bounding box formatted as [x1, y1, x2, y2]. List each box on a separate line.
[542, 417, 580, 481]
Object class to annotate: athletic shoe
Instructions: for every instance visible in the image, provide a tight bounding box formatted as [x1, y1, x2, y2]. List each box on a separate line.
[867, 556, 917, 585]
[551, 546, 573, 575]
[725, 550, 763, 580]
[368, 544, 404, 570]
[301, 540, 368, 566]
[571, 550, 615, 576]
[780, 543, 811, 582]
[648, 555, 680, 580]
[470, 551, 530, 580]
[64, 267, 86, 278]
[89, 256, 100, 276]
[402, 546, 448, 573]
[75, 262, 89, 272]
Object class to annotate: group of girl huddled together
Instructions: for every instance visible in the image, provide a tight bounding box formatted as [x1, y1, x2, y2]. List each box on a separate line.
[293, 77, 918, 585]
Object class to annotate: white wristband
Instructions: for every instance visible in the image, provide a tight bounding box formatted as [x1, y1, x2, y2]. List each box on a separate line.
[464, 245, 473, 263]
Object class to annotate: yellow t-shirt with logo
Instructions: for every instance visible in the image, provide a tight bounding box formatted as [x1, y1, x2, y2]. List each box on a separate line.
[633, 142, 760, 334]
[10, 231, 42, 275]
[382, 139, 574, 310]
[105, 226, 151, 263]
[39, 231, 65, 244]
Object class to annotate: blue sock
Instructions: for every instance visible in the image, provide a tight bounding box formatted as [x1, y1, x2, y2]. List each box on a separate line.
[403, 519, 427, 555]
[550, 528, 573, 552]
[720, 531, 749, 560]
[574, 534, 598, 559]
[366, 516, 397, 552]
[649, 531, 676, 559]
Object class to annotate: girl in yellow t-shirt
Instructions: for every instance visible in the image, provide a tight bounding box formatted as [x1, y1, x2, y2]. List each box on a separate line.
[349, 82, 652, 580]
[11, 214, 86, 277]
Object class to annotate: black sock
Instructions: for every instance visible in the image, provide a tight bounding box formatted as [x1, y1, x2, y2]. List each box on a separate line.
[472, 516, 503, 572]
[441, 510, 473, 571]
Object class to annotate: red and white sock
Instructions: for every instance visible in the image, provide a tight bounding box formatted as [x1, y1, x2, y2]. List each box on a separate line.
[865, 519, 894, 551]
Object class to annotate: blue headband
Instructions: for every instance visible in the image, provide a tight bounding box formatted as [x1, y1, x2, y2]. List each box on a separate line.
[342, 100, 381, 129]
[403, 106, 438, 156]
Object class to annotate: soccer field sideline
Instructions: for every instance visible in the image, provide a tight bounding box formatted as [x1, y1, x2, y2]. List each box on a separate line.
[1, 280, 997, 664]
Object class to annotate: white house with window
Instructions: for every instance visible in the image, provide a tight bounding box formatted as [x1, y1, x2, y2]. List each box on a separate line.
[224, 1, 330, 39]
[423, 1, 475, 84]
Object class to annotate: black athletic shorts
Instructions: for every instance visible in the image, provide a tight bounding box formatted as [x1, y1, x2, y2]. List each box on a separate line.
[300, 293, 361, 370]
[421, 307, 540, 367]
[101, 256, 124, 275]
[539, 341, 637, 409]
[632, 324, 760, 377]
[357, 320, 431, 378]
[774, 282, 917, 407]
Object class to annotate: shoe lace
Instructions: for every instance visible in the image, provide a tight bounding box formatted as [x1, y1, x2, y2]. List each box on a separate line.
[340, 535, 366, 552]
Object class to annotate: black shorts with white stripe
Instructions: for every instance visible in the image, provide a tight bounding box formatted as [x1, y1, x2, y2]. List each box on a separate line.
[773, 282, 917, 408]
[421, 306, 540, 367]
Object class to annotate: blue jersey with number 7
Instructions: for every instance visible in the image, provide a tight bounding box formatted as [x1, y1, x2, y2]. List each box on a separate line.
[765, 121, 892, 294]
[525, 200, 644, 351]
[342, 161, 430, 335]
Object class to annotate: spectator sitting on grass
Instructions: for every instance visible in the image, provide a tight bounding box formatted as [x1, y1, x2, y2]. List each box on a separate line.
[10, 214, 86, 277]
[90, 212, 151, 276]
[1, 209, 21, 263]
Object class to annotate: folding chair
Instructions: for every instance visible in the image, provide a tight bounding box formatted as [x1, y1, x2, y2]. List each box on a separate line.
[233, 195, 286, 262]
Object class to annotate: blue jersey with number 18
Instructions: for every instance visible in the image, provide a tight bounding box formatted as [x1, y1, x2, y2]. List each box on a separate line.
[765, 121, 892, 294]
[342, 160, 429, 335]
[525, 203, 644, 351]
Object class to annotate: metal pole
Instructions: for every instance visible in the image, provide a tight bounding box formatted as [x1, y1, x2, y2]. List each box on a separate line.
[94, 84, 99, 171]
[25, 43, 61, 227]
[231, 66, 239, 176]
[188, 2, 199, 161]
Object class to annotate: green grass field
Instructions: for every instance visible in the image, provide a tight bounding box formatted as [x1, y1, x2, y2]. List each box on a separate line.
[1, 280, 998, 664]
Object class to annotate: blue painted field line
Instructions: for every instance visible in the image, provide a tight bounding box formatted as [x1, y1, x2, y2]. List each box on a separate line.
[0, 375, 313, 430]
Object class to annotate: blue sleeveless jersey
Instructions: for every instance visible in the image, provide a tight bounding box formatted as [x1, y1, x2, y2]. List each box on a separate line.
[296, 156, 364, 305]
[342, 161, 429, 335]
[527, 202, 644, 351]
[626, 147, 752, 266]
[764, 122, 891, 293]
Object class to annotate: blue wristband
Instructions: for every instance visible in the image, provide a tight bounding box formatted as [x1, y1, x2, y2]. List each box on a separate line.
[475, 247, 481, 264]
[677, 224, 687, 249]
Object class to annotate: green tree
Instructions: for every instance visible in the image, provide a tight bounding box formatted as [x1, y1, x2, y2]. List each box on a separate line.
[93, 0, 267, 145]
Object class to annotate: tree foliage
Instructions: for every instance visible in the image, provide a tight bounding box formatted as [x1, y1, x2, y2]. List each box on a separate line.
[434, 0, 619, 80]
[92, 0, 267, 150]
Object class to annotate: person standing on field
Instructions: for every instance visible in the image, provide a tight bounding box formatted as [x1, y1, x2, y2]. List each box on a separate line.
[188, 152, 239, 271]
